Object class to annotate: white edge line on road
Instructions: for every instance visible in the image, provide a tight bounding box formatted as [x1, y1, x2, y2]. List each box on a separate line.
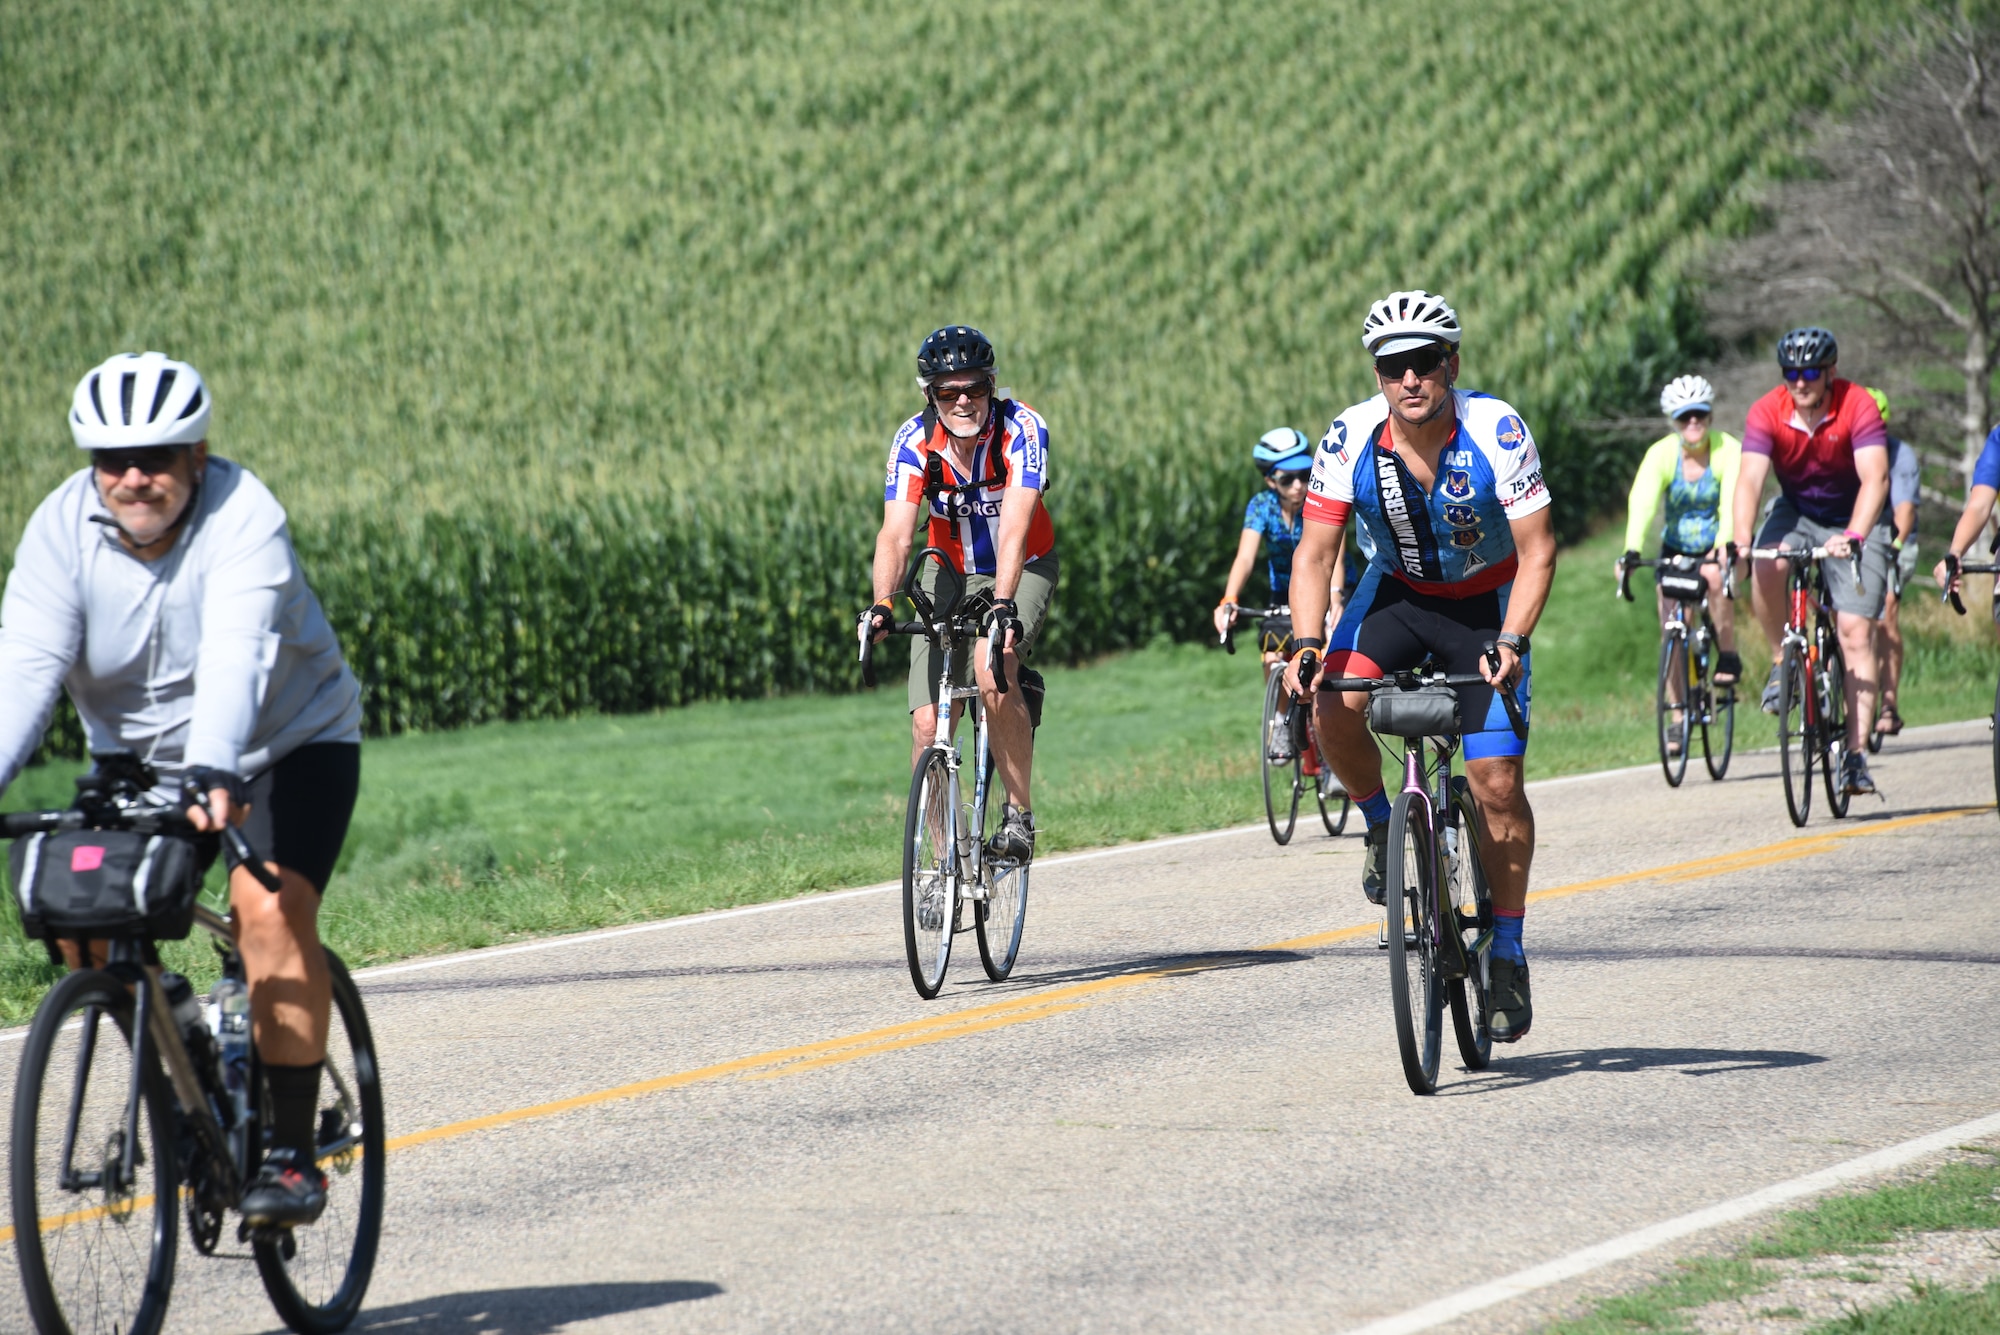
[1344, 1107, 2000, 1335]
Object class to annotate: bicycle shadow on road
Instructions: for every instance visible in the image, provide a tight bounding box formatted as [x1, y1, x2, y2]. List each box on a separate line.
[1438, 1045, 1827, 1095]
[952, 947, 1312, 996]
[262, 1280, 723, 1334]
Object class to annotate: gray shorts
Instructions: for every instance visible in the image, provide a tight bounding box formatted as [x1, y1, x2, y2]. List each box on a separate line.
[1756, 500, 1892, 619]
[907, 553, 1059, 712]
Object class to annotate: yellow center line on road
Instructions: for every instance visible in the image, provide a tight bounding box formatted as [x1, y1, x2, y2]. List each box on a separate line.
[4, 804, 1986, 1245]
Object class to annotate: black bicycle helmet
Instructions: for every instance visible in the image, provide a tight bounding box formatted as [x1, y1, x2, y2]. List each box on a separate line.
[917, 326, 996, 381]
[1776, 326, 1838, 369]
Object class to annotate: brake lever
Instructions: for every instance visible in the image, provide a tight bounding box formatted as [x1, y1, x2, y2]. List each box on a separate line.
[1482, 640, 1529, 740]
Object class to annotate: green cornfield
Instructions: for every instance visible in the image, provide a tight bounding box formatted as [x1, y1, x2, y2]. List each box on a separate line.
[0, 0, 1910, 736]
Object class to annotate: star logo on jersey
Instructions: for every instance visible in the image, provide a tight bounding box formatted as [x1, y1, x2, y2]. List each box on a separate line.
[1441, 468, 1474, 501]
[1450, 527, 1483, 548]
[1442, 503, 1479, 528]
[1495, 414, 1529, 450]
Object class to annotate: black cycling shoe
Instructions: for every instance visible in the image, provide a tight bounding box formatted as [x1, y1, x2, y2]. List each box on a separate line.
[1362, 823, 1390, 906]
[987, 804, 1036, 863]
[1489, 957, 1533, 1043]
[239, 1148, 327, 1228]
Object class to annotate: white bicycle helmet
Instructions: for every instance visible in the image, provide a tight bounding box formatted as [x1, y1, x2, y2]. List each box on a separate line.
[70, 351, 210, 450]
[1659, 374, 1715, 420]
[1361, 290, 1462, 356]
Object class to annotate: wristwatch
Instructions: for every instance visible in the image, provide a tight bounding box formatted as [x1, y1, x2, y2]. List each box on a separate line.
[1496, 631, 1530, 656]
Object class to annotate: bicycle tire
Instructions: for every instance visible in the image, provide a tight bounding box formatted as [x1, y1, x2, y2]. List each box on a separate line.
[1385, 793, 1444, 1095]
[974, 745, 1029, 982]
[1778, 641, 1813, 827]
[1699, 627, 1734, 781]
[1991, 670, 1999, 820]
[1656, 630, 1690, 787]
[12, 968, 178, 1335]
[1260, 668, 1301, 845]
[255, 951, 385, 1334]
[902, 746, 958, 999]
[1445, 779, 1492, 1071]
[1819, 622, 1851, 819]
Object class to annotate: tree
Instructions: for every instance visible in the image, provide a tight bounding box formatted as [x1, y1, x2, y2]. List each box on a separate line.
[1705, 5, 2000, 498]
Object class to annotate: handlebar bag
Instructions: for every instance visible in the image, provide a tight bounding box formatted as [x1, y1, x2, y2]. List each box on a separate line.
[1369, 685, 1462, 740]
[8, 829, 204, 941]
[1657, 564, 1708, 603]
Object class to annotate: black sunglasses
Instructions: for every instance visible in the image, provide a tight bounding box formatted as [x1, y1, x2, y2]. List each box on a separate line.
[1270, 470, 1310, 486]
[1781, 367, 1826, 383]
[91, 447, 183, 476]
[1374, 345, 1451, 381]
[932, 380, 993, 404]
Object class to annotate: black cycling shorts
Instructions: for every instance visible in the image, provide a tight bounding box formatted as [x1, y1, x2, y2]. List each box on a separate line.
[225, 742, 360, 894]
[1321, 566, 1531, 760]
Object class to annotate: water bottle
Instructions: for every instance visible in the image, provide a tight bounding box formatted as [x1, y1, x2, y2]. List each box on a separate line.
[207, 976, 252, 1132]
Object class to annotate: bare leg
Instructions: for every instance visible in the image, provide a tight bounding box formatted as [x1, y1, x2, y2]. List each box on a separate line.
[1878, 591, 1903, 722]
[1707, 564, 1738, 663]
[975, 637, 1034, 809]
[1464, 756, 1533, 914]
[231, 864, 329, 1066]
[1835, 610, 1879, 755]
[1314, 688, 1390, 808]
[1751, 555, 1790, 654]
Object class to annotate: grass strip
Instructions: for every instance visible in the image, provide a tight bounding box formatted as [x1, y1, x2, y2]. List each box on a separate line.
[1544, 1156, 2000, 1333]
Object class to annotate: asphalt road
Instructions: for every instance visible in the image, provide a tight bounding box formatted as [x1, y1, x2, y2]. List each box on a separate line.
[3, 720, 1997, 1334]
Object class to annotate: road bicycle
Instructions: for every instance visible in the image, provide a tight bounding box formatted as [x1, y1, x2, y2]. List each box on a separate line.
[1220, 606, 1350, 843]
[1617, 554, 1736, 786]
[4, 752, 383, 1335]
[861, 547, 1036, 1000]
[1941, 543, 2000, 818]
[1752, 544, 1859, 827]
[1320, 650, 1526, 1096]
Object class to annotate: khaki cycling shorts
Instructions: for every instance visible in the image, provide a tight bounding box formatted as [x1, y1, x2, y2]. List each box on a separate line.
[1756, 500, 1892, 620]
[908, 553, 1059, 713]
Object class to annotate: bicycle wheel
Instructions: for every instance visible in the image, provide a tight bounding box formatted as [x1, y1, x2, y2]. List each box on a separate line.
[255, 951, 385, 1334]
[902, 746, 959, 999]
[1261, 668, 1301, 845]
[1699, 628, 1735, 781]
[975, 746, 1029, 981]
[1991, 670, 2000, 820]
[1445, 779, 1492, 1071]
[1818, 623, 1851, 819]
[1777, 641, 1813, 827]
[1656, 630, 1690, 787]
[11, 968, 178, 1335]
[1385, 792, 1445, 1095]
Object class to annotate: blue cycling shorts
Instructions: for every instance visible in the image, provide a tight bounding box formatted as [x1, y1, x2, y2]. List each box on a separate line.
[1321, 565, 1531, 761]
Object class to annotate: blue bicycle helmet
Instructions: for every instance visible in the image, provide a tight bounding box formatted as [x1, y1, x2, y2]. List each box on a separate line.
[1776, 326, 1838, 369]
[1252, 427, 1313, 474]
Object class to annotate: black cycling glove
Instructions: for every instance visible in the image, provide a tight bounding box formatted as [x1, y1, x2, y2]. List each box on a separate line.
[984, 597, 1024, 650]
[859, 601, 894, 640]
[182, 766, 248, 810]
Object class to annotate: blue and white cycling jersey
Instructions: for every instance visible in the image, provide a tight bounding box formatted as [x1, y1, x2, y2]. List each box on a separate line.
[1303, 390, 1550, 596]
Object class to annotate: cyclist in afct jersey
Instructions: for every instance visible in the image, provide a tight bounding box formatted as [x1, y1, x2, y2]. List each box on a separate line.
[1284, 291, 1557, 1043]
[863, 327, 1055, 864]
[0, 353, 362, 1228]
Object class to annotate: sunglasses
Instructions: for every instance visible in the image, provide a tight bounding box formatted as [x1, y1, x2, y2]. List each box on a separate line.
[92, 448, 182, 476]
[932, 380, 993, 405]
[1373, 345, 1450, 381]
[1270, 470, 1310, 487]
[1781, 367, 1826, 383]
[1674, 410, 1711, 424]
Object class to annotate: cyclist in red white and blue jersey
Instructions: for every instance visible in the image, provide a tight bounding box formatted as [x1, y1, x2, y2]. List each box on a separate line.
[1283, 290, 1557, 1043]
[1934, 422, 2000, 636]
[864, 326, 1055, 863]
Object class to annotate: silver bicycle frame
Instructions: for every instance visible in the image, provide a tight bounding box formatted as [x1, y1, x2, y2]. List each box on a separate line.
[928, 633, 993, 904]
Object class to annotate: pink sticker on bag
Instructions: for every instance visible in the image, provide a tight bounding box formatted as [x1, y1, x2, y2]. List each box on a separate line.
[70, 845, 106, 873]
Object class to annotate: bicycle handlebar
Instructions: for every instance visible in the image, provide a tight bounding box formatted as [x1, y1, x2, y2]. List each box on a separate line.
[1941, 553, 2000, 615]
[0, 801, 283, 893]
[1616, 553, 1734, 604]
[1315, 642, 1527, 741]
[1217, 605, 1287, 655]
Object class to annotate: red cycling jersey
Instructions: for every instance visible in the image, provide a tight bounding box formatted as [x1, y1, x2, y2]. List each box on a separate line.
[1741, 377, 1888, 527]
